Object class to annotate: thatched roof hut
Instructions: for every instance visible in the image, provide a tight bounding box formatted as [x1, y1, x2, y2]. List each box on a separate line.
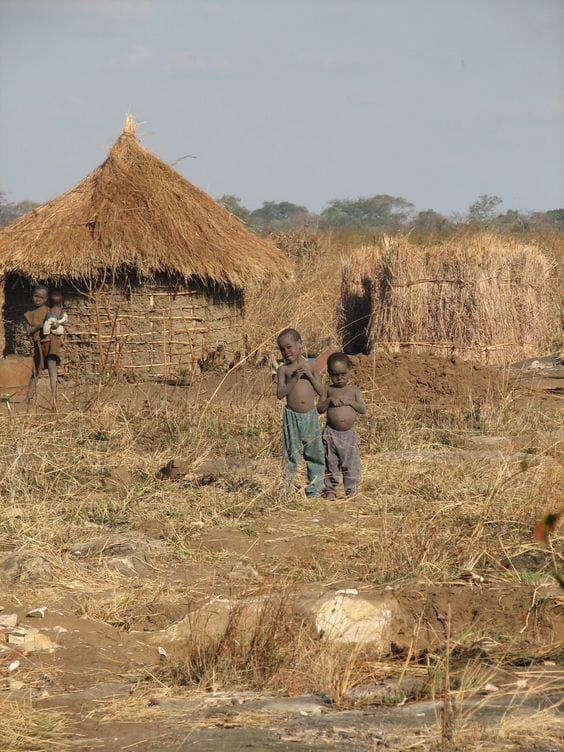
[0, 117, 289, 377]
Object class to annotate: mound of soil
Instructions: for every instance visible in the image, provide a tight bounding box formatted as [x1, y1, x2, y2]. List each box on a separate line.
[348, 352, 505, 407]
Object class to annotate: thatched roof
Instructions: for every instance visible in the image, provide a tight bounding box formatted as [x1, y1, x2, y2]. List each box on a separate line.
[0, 117, 289, 289]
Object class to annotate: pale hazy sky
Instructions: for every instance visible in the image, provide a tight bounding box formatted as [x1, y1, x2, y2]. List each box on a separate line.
[1, 0, 562, 215]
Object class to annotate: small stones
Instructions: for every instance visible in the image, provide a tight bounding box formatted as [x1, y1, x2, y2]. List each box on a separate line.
[156, 456, 266, 485]
[227, 561, 260, 581]
[69, 532, 166, 577]
[2, 622, 57, 653]
[0, 613, 18, 628]
[26, 606, 48, 618]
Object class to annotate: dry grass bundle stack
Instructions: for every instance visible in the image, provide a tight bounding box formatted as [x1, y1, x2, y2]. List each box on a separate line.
[339, 234, 558, 363]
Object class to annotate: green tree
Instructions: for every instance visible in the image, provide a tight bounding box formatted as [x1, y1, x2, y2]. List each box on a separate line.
[0, 192, 39, 227]
[531, 208, 564, 231]
[467, 194, 502, 222]
[319, 195, 414, 231]
[248, 201, 312, 232]
[411, 209, 451, 236]
[216, 194, 250, 223]
[492, 209, 529, 233]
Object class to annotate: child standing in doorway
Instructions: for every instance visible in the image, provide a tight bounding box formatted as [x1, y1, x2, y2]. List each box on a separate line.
[317, 352, 366, 498]
[276, 328, 325, 498]
[23, 286, 63, 410]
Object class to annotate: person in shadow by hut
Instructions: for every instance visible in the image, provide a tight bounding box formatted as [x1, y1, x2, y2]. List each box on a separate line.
[23, 285, 62, 410]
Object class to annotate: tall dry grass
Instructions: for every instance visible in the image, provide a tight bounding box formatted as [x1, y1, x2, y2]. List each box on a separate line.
[1, 387, 560, 608]
[244, 231, 357, 354]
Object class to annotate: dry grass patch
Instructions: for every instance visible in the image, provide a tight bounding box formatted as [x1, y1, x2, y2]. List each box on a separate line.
[0, 701, 75, 750]
[157, 591, 396, 701]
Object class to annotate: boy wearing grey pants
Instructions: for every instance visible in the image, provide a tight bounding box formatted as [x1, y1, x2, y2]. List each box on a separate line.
[317, 353, 367, 498]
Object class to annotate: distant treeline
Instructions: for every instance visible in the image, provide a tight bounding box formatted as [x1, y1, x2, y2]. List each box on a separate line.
[0, 193, 40, 229]
[217, 193, 564, 237]
[1, 189, 562, 235]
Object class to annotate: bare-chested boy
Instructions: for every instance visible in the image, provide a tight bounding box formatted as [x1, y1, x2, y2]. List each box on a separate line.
[317, 352, 366, 498]
[276, 328, 325, 498]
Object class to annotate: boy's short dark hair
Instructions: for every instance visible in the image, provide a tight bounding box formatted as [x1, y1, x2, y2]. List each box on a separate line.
[277, 328, 301, 344]
[327, 352, 352, 371]
[49, 289, 64, 303]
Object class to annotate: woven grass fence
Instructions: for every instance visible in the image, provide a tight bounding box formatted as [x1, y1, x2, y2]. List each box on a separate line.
[338, 235, 559, 364]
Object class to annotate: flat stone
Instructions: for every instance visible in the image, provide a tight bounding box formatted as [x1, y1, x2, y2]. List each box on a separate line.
[0, 613, 18, 628]
[151, 696, 205, 713]
[243, 695, 328, 716]
[9, 630, 57, 653]
[296, 589, 398, 650]
[344, 677, 425, 704]
[68, 532, 166, 576]
[40, 683, 133, 704]
[462, 435, 512, 451]
[0, 553, 54, 584]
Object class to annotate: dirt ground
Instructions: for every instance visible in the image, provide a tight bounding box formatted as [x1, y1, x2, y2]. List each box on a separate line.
[0, 353, 562, 751]
[4, 347, 562, 415]
[349, 351, 507, 406]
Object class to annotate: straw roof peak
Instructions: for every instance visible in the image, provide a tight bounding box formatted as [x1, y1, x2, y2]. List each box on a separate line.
[123, 113, 136, 136]
[0, 124, 289, 289]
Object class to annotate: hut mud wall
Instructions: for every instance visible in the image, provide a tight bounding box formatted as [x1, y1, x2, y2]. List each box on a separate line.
[3, 274, 243, 378]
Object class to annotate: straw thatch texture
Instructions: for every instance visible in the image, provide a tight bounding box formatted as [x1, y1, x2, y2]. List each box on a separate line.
[339, 235, 558, 364]
[0, 118, 288, 288]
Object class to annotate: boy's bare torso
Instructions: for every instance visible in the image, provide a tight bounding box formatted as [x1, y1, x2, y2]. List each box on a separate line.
[325, 384, 363, 430]
[278, 356, 319, 413]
